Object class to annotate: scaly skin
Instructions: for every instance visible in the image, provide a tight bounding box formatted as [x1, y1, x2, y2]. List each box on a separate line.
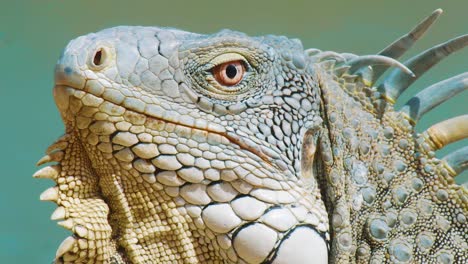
[35, 11, 467, 264]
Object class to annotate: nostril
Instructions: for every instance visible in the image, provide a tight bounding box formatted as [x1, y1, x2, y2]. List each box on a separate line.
[89, 45, 113, 70]
[93, 49, 103, 66]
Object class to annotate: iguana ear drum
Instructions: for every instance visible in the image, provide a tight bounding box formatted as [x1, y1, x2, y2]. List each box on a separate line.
[300, 128, 318, 189]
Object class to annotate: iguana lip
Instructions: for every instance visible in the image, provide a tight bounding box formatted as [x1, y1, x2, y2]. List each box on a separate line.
[54, 83, 277, 168]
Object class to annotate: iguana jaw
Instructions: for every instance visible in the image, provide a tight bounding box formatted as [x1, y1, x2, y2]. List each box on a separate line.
[50, 83, 330, 262]
[54, 82, 278, 170]
[51, 84, 234, 262]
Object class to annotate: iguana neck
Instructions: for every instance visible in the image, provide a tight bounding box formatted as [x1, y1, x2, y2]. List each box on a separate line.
[315, 67, 420, 263]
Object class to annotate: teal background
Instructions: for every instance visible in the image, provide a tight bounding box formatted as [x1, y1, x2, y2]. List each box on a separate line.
[0, 0, 466, 263]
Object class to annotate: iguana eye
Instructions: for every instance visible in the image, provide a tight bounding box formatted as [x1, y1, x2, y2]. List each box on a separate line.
[212, 60, 245, 86]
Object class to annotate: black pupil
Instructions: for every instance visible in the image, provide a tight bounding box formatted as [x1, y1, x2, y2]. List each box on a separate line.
[225, 64, 237, 79]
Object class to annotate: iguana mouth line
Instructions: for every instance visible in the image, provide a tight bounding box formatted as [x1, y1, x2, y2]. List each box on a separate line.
[56, 83, 276, 168]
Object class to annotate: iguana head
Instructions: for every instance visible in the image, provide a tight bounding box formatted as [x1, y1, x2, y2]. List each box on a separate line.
[46, 26, 329, 263]
[35, 10, 467, 264]
[54, 26, 322, 177]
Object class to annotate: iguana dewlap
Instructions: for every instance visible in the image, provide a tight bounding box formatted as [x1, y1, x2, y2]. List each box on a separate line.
[35, 9, 467, 264]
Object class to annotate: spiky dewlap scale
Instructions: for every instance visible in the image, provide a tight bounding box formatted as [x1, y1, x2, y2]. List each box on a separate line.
[34, 8, 467, 264]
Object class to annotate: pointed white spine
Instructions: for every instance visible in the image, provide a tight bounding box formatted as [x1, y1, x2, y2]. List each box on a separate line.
[51, 206, 66, 220]
[32, 165, 60, 180]
[55, 236, 76, 260]
[36, 151, 64, 166]
[57, 219, 74, 230]
[46, 135, 70, 154]
[36, 155, 53, 166]
[39, 187, 59, 202]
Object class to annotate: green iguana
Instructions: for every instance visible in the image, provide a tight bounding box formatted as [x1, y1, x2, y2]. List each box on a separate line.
[34, 9, 467, 263]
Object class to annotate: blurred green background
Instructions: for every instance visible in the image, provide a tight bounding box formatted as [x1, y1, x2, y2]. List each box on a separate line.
[0, 0, 466, 263]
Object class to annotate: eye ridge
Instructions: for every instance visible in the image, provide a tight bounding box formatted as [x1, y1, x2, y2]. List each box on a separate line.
[212, 60, 246, 87]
